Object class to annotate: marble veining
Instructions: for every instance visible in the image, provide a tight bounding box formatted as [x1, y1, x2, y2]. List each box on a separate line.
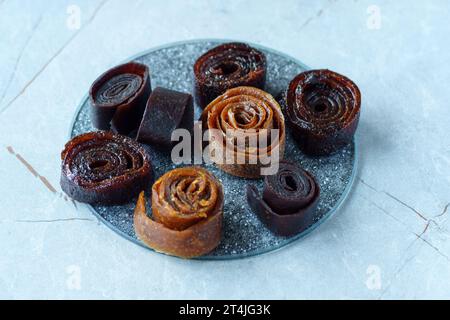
[0, 0, 449, 299]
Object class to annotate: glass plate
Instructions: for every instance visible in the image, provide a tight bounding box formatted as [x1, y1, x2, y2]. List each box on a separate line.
[69, 39, 358, 260]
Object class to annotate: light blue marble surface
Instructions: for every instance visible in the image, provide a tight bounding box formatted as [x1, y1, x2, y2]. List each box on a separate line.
[0, 0, 449, 299]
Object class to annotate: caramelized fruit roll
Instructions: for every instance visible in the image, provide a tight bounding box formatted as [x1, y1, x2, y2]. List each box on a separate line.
[60, 131, 152, 205]
[286, 69, 361, 155]
[194, 42, 266, 108]
[201, 86, 285, 179]
[90, 62, 151, 134]
[134, 167, 223, 258]
[247, 161, 320, 237]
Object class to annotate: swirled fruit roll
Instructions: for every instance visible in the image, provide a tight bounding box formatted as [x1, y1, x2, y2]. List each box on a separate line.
[286, 69, 361, 155]
[201, 86, 285, 179]
[60, 131, 153, 205]
[134, 167, 223, 258]
[89, 62, 151, 134]
[247, 161, 320, 237]
[136, 87, 194, 148]
[194, 42, 266, 108]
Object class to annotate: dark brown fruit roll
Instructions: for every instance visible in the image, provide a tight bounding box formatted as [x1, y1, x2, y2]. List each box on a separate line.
[286, 69, 361, 155]
[194, 42, 266, 108]
[136, 87, 193, 148]
[89, 62, 151, 134]
[247, 160, 320, 237]
[60, 131, 152, 205]
[134, 167, 223, 258]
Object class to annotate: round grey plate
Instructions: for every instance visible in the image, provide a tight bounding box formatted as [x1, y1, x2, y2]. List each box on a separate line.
[70, 39, 357, 260]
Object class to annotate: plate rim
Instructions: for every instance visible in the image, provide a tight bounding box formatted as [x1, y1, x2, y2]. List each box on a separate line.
[68, 38, 359, 261]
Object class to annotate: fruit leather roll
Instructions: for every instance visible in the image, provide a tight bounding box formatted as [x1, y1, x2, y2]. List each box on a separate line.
[134, 167, 223, 258]
[286, 69, 361, 155]
[201, 86, 285, 178]
[60, 131, 153, 205]
[194, 42, 266, 108]
[136, 87, 193, 148]
[247, 161, 320, 236]
[89, 62, 151, 134]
